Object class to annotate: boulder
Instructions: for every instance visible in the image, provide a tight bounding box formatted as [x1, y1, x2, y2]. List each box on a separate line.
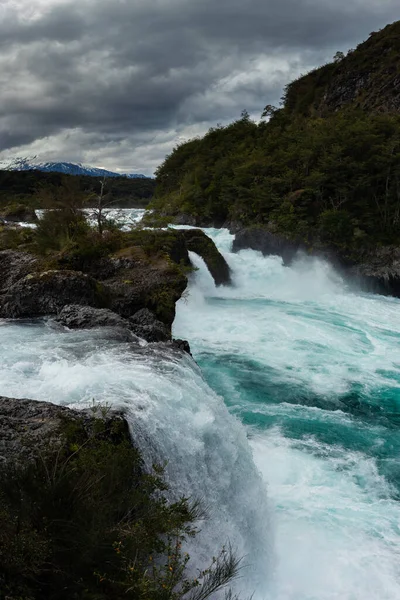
[56, 304, 129, 330]
[233, 227, 302, 265]
[172, 339, 191, 354]
[0, 270, 109, 318]
[0, 250, 38, 293]
[129, 308, 170, 342]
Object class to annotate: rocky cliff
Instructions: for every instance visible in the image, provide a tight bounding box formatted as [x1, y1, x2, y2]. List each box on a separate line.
[0, 227, 230, 340]
[233, 226, 400, 297]
[284, 21, 400, 116]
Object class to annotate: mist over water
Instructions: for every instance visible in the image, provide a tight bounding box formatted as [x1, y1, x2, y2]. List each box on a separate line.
[1, 219, 400, 598]
[173, 228, 400, 599]
[0, 321, 270, 595]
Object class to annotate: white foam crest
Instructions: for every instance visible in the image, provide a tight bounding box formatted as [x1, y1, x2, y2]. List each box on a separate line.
[175, 236, 400, 398]
[0, 321, 270, 595]
[174, 227, 400, 599]
[251, 430, 400, 600]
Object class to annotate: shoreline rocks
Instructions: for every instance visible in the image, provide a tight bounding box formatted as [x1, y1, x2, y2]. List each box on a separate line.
[232, 226, 400, 298]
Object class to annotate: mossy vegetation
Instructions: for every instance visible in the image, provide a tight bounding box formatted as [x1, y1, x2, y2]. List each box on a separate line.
[181, 230, 231, 285]
[0, 410, 242, 600]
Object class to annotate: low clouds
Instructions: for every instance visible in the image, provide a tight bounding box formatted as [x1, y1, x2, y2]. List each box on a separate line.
[0, 0, 398, 174]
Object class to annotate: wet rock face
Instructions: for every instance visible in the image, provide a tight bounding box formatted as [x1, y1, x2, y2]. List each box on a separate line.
[0, 270, 108, 319]
[56, 304, 129, 330]
[233, 228, 302, 265]
[172, 339, 191, 354]
[233, 227, 400, 299]
[181, 229, 231, 286]
[0, 396, 129, 466]
[56, 304, 171, 343]
[129, 308, 170, 342]
[0, 250, 38, 293]
[348, 246, 400, 297]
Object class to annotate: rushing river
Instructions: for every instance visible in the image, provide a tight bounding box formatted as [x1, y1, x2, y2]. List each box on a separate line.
[1, 215, 400, 599]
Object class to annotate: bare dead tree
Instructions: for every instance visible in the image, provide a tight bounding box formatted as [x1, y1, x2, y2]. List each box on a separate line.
[88, 176, 123, 236]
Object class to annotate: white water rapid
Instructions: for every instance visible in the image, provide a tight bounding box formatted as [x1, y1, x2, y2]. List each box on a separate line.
[173, 227, 400, 600]
[1, 220, 400, 599]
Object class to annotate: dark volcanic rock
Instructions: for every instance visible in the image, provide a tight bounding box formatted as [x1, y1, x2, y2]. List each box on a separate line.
[0, 396, 129, 466]
[0, 270, 108, 318]
[57, 304, 129, 330]
[172, 339, 191, 354]
[181, 229, 231, 285]
[129, 308, 170, 342]
[0, 247, 187, 329]
[233, 227, 400, 298]
[0, 250, 38, 293]
[348, 246, 400, 297]
[233, 228, 302, 265]
[104, 265, 186, 326]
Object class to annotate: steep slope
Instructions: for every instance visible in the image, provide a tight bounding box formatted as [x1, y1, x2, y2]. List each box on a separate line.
[283, 20, 400, 116]
[150, 21, 400, 295]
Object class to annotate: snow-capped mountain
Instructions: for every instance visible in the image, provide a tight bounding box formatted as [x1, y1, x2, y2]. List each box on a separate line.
[0, 157, 149, 179]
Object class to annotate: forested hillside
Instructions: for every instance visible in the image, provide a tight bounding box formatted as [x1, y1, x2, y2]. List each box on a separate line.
[0, 170, 155, 211]
[151, 21, 400, 254]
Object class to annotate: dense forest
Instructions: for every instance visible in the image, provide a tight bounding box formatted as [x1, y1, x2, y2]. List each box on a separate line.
[151, 21, 400, 253]
[0, 170, 156, 212]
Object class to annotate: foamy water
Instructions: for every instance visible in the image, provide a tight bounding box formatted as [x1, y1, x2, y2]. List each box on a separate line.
[173, 228, 400, 600]
[1, 221, 399, 598]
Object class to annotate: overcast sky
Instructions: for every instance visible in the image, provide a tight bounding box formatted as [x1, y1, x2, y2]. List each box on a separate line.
[0, 0, 398, 175]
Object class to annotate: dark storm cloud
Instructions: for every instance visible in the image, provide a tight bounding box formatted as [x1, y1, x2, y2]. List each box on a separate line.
[0, 0, 398, 172]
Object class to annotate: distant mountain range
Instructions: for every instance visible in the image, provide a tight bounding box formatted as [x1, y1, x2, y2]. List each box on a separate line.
[0, 157, 150, 179]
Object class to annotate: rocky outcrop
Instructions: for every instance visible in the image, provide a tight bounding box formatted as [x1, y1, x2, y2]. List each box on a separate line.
[129, 308, 170, 342]
[181, 229, 231, 285]
[0, 270, 108, 318]
[103, 259, 187, 326]
[0, 246, 187, 329]
[347, 246, 400, 297]
[56, 304, 182, 344]
[56, 304, 129, 330]
[0, 227, 229, 336]
[0, 250, 38, 292]
[0, 396, 129, 466]
[233, 227, 303, 265]
[233, 226, 400, 298]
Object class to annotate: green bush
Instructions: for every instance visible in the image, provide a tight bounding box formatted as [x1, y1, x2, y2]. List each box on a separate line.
[318, 209, 354, 247]
[0, 416, 242, 600]
[34, 208, 90, 254]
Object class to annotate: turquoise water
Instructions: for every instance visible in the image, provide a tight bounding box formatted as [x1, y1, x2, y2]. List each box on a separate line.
[173, 228, 400, 599]
[1, 217, 400, 598]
